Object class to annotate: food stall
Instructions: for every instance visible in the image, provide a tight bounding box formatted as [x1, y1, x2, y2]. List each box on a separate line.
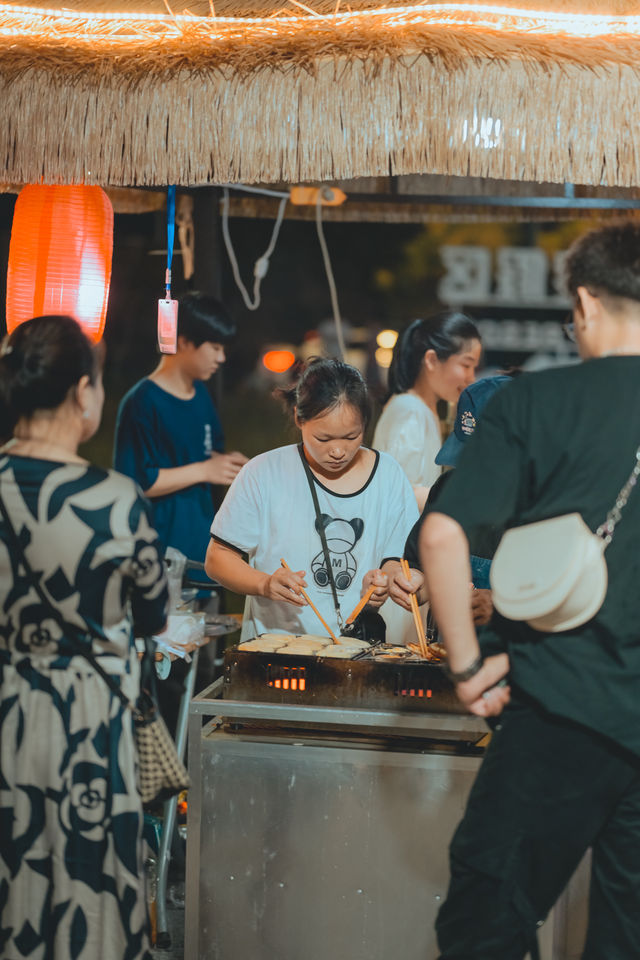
[0, 4, 634, 958]
[184, 640, 588, 960]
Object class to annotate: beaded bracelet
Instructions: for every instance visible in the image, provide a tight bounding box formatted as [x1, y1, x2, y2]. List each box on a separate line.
[443, 653, 484, 684]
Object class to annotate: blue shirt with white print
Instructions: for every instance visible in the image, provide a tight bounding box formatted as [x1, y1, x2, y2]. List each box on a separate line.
[114, 378, 224, 569]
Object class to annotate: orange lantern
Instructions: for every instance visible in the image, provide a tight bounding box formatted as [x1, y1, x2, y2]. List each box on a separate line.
[6, 185, 114, 343]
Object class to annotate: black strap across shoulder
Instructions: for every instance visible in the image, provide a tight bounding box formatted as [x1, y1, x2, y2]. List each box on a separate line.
[297, 444, 344, 631]
[0, 490, 144, 716]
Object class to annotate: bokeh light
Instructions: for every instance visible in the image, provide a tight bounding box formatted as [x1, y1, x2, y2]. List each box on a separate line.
[376, 329, 398, 350]
[375, 346, 394, 368]
[263, 349, 296, 373]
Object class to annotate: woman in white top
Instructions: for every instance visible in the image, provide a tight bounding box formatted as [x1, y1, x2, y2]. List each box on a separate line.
[373, 312, 482, 511]
[206, 358, 418, 642]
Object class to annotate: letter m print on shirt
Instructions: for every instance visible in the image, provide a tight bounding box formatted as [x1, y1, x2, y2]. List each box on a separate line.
[311, 515, 364, 592]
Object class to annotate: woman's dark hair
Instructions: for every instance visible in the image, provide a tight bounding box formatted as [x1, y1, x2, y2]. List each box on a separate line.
[387, 311, 481, 395]
[276, 357, 371, 428]
[177, 291, 236, 347]
[0, 315, 101, 436]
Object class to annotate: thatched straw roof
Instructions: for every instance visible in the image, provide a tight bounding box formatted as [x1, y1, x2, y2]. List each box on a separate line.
[2, 0, 640, 187]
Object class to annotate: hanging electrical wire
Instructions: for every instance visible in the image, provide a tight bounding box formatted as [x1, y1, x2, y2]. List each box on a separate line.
[219, 183, 290, 200]
[221, 186, 288, 311]
[315, 190, 347, 361]
[220, 182, 347, 361]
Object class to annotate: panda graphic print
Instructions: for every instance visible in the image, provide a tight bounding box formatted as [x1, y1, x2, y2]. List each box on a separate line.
[312, 515, 364, 592]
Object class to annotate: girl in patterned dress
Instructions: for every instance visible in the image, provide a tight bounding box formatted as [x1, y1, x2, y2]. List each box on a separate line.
[0, 316, 168, 960]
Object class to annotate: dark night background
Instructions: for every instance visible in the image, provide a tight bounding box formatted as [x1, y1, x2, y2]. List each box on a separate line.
[0, 191, 586, 472]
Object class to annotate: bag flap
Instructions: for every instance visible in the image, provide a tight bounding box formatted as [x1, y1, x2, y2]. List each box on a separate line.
[490, 513, 595, 616]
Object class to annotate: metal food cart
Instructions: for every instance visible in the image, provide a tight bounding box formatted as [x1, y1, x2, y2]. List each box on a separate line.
[184, 648, 589, 960]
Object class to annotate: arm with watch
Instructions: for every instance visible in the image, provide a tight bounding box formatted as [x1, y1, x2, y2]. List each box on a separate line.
[419, 511, 511, 717]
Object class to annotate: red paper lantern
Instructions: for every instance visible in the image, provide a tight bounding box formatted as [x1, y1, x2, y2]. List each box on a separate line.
[6, 185, 114, 343]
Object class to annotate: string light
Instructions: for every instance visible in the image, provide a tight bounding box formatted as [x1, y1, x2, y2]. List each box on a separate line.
[0, 2, 639, 44]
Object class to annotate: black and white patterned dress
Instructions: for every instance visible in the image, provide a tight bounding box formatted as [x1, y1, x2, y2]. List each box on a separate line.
[0, 454, 168, 960]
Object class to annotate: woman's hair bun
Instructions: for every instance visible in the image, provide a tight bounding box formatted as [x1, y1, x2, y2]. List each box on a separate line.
[274, 356, 371, 428]
[0, 315, 99, 437]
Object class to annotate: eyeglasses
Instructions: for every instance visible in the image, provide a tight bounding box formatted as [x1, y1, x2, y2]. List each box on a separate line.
[562, 314, 576, 343]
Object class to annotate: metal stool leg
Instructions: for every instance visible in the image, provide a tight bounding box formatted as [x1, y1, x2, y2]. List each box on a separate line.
[155, 648, 200, 948]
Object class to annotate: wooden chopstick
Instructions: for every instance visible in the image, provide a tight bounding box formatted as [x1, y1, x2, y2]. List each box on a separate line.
[280, 558, 338, 642]
[345, 583, 377, 625]
[400, 559, 429, 658]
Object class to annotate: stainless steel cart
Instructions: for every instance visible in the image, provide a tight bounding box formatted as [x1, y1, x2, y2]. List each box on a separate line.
[185, 679, 588, 960]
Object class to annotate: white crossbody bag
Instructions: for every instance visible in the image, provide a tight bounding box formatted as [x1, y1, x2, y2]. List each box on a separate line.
[490, 448, 640, 632]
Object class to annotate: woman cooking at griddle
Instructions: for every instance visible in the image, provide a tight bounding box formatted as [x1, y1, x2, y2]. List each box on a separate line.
[205, 358, 418, 643]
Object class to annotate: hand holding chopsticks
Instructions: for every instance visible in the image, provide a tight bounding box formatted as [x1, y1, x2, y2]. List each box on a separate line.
[280, 559, 338, 641]
[264, 562, 309, 607]
[345, 582, 378, 625]
[400, 558, 429, 659]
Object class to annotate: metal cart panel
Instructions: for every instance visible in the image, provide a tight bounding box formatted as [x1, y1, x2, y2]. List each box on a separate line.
[185, 683, 586, 960]
[189, 726, 481, 960]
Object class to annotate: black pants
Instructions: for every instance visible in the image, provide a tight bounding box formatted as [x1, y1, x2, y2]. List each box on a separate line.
[436, 695, 640, 960]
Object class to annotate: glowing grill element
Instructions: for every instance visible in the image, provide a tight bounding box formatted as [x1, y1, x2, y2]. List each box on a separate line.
[267, 664, 307, 692]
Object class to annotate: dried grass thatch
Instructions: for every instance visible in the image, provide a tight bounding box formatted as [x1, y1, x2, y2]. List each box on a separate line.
[3, 0, 640, 186]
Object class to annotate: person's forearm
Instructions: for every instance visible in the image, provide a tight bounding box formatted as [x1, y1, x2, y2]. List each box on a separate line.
[144, 462, 207, 498]
[419, 512, 478, 672]
[205, 541, 269, 597]
[413, 484, 430, 513]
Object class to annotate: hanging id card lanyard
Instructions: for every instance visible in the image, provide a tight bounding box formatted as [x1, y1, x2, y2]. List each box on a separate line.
[298, 444, 345, 633]
[157, 185, 178, 354]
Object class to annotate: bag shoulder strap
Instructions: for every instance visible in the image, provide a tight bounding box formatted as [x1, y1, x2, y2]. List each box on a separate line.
[596, 446, 640, 546]
[297, 444, 344, 631]
[0, 491, 137, 714]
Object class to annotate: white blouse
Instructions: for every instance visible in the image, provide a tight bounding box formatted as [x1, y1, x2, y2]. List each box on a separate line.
[372, 392, 442, 489]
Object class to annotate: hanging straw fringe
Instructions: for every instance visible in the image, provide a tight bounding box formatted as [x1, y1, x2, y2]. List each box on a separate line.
[2, 2, 640, 185]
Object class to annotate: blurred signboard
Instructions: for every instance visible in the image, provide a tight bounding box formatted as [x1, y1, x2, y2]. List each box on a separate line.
[438, 244, 575, 367]
[438, 245, 570, 309]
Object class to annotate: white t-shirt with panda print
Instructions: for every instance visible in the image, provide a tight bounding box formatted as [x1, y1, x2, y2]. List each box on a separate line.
[211, 444, 419, 642]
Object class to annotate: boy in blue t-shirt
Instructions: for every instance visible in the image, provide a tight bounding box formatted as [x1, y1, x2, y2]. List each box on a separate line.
[114, 292, 247, 576]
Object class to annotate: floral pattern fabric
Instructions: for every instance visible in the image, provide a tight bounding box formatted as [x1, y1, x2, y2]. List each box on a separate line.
[0, 456, 168, 960]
